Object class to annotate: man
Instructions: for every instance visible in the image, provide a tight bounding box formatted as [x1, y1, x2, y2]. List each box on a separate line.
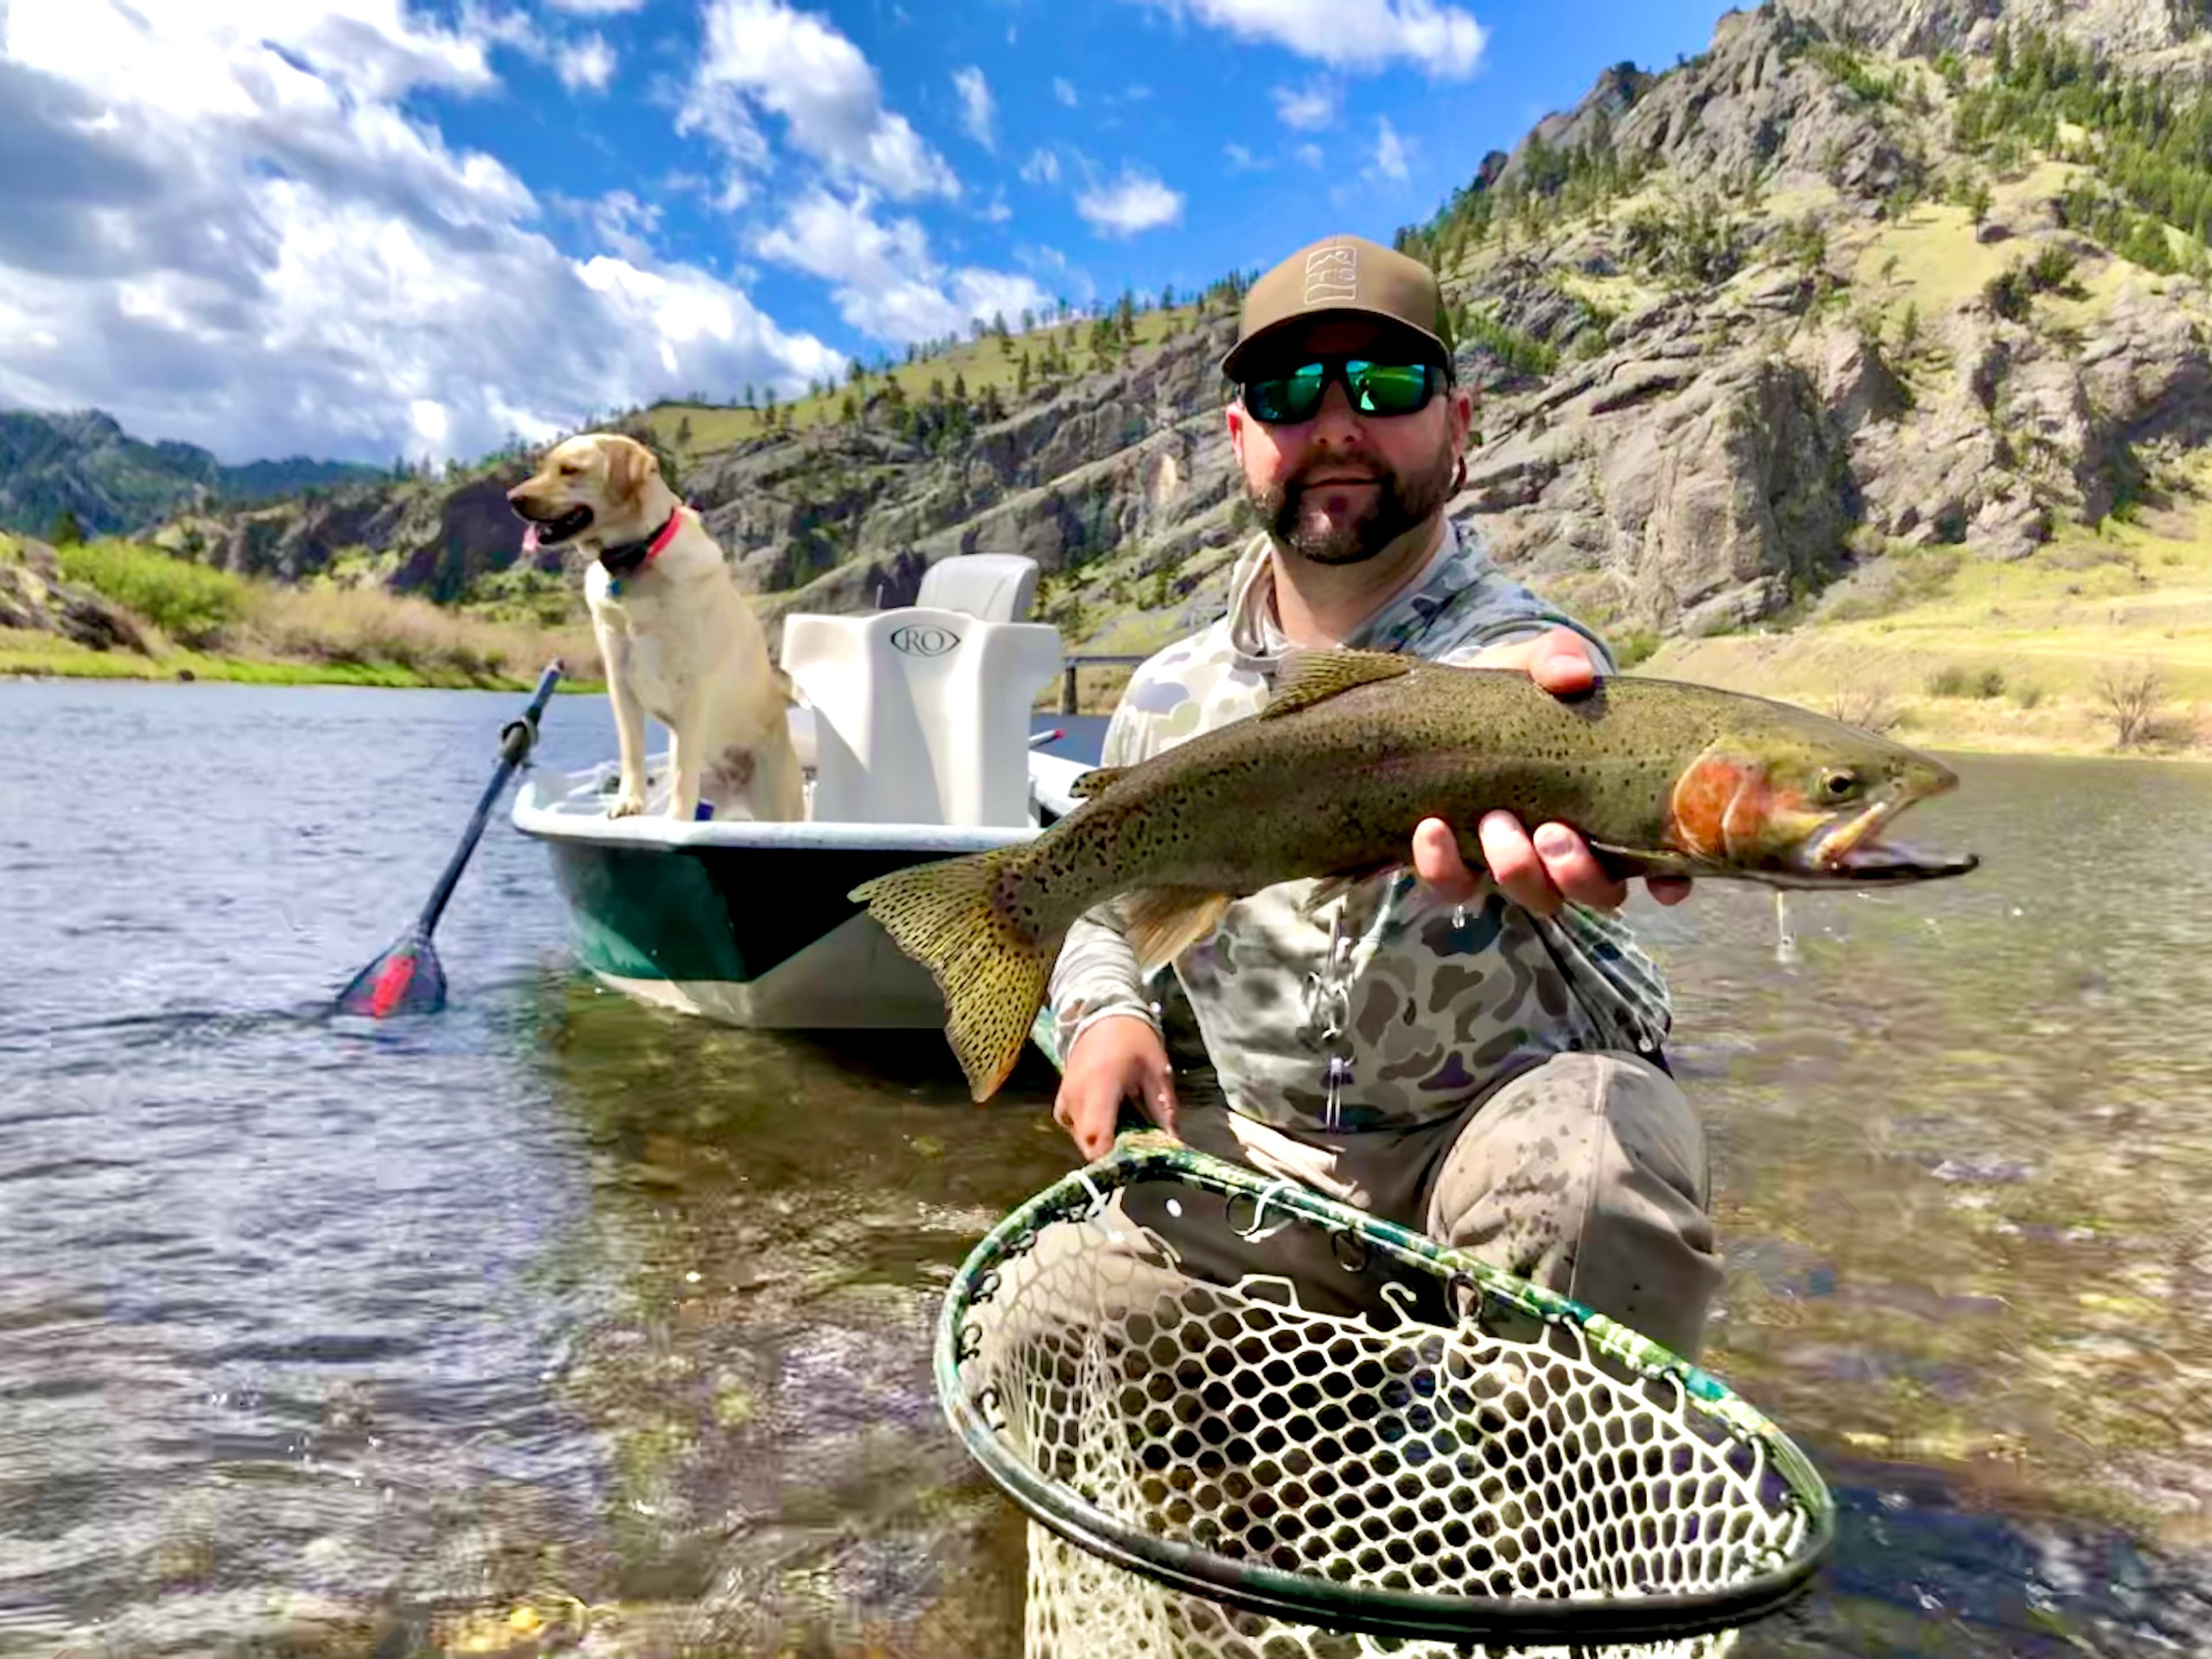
[1040, 233, 1721, 1359]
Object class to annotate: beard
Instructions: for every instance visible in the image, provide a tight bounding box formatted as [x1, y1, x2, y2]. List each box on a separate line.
[1251, 440, 1460, 566]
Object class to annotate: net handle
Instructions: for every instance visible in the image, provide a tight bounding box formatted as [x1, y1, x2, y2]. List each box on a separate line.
[934, 1130, 1839, 1645]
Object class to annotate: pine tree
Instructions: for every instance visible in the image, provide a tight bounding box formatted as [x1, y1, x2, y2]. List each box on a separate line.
[47, 507, 84, 546]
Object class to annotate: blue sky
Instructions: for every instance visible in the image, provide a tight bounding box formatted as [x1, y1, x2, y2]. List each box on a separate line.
[0, 0, 1726, 463]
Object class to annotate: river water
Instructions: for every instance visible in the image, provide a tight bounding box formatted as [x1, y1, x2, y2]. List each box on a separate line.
[2, 679, 2209, 1657]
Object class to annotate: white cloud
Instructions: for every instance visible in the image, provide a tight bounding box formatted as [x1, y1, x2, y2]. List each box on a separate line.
[1272, 77, 1339, 130]
[1135, 0, 1486, 77]
[6, 0, 502, 111]
[952, 64, 995, 150]
[457, 6, 620, 96]
[756, 188, 1048, 343]
[556, 33, 618, 91]
[1014, 245, 1094, 306]
[550, 189, 664, 263]
[1223, 142, 1270, 173]
[1020, 147, 1062, 185]
[0, 2, 840, 462]
[1052, 77, 1078, 106]
[1075, 169, 1184, 238]
[683, 0, 959, 203]
[1295, 141, 1324, 168]
[544, 0, 644, 11]
[673, 82, 771, 207]
[1368, 116, 1411, 182]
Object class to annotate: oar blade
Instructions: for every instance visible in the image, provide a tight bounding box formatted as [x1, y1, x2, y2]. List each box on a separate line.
[333, 928, 448, 1018]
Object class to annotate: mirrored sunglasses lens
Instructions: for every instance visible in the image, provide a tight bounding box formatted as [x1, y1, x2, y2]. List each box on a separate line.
[1247, 365, 1326, 423]
[1352, 363, 1433, 414]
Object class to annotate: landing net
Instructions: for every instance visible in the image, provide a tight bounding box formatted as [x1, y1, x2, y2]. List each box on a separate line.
[935, 1133, 1834, 1656]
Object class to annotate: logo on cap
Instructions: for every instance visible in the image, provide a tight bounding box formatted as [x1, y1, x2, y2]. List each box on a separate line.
[1302, 245, 1358, 308]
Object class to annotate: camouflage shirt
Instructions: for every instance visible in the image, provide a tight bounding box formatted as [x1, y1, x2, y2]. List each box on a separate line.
[1041, 521, 1673, 1134]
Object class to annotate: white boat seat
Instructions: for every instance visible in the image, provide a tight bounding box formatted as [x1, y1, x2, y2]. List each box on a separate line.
[782, 600, 1063, 827]
[915, 553, 1040, 623]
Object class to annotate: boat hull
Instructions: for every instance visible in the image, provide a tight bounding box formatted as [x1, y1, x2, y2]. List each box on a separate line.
[514, 744, 1092, 1030]
[542, 831, 972, 1028]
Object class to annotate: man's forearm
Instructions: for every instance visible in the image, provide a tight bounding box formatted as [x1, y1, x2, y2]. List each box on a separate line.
[1045, 904, 1159, 1065]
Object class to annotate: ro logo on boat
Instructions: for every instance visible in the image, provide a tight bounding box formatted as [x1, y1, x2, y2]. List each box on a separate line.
[891, 624, 960, 658]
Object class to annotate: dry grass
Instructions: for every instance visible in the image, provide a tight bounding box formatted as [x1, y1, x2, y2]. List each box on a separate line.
[1633, 456, 2212, 759]
[240, 585, 597, 683]
[2, 535, 599, 690]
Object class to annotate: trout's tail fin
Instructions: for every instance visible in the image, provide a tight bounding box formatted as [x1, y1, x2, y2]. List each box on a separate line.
[851, 849, 1058, 1101]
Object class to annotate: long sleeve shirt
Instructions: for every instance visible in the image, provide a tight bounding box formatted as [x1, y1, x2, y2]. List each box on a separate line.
[1038, 521, 1673, 1134]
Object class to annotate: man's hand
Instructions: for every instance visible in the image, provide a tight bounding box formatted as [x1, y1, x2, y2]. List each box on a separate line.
[1414, 627, 1694, 918]
[1055, 1014, 1178, 1161]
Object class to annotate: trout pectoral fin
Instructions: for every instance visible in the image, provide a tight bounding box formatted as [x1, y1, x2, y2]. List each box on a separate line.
[1068, 765, 1128, 800]
[1123, 887, 1232, 971]
[1588, 841, 1703, 880]
[1263, 649, 1414, 719]
[1302, 863, 1399, 914]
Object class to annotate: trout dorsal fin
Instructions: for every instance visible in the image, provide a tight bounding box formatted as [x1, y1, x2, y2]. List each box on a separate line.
[1263, 649, 1414, 719]
[1068, 765, 1127, 800]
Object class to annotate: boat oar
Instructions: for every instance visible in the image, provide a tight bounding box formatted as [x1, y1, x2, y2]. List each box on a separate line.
[334, 660, 565, 1018]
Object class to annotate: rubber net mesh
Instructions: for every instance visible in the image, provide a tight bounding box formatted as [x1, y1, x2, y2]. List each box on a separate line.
[961, 1192, 1810, 1659]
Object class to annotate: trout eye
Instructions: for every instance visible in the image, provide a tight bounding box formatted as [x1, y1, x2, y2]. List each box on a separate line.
[1820, 768, 1863, 802]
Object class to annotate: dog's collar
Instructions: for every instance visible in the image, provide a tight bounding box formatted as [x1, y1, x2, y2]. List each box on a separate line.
[600, 508, 685, 578]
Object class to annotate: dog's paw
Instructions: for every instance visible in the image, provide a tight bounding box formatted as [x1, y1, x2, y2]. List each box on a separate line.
[605, 789, 648, 819]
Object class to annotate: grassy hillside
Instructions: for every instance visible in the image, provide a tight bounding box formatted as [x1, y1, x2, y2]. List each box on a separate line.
[637, 299, 1213, 463]
[0, 533, 597, 690]
[1649, 453, 2212, 756]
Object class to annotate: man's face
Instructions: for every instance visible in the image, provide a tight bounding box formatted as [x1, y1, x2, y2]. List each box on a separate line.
[1226, 317, 1473, 567]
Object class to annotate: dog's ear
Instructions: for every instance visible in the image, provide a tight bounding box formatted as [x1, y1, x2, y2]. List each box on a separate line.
[606, 437, 661, 505]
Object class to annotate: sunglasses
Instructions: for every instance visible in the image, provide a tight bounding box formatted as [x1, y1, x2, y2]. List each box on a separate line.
[1238, 357, 1446, 425]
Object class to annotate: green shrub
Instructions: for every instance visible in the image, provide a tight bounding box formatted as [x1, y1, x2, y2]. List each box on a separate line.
[56, 540, 247, 646]
[1609, 628, 1660, 670]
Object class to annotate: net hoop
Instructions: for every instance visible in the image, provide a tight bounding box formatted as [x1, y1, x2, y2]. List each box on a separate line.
[934, 1131, 1836, 1645]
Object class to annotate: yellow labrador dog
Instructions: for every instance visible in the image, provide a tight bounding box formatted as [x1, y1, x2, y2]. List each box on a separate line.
[507, 433, 803, 823]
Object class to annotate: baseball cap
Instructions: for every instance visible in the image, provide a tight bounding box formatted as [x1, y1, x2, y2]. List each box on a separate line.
[1221, 233, 1455, 381]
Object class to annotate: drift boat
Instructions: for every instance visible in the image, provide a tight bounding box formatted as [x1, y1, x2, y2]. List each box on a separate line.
[512, 555, 1097, 1028]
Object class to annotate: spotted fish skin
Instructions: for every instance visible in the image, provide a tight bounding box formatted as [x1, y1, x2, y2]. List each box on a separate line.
[852, 651, 1974, 1101]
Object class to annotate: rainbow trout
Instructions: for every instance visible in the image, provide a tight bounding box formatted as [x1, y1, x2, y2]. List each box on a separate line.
[852, 650, 1978, 1101]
